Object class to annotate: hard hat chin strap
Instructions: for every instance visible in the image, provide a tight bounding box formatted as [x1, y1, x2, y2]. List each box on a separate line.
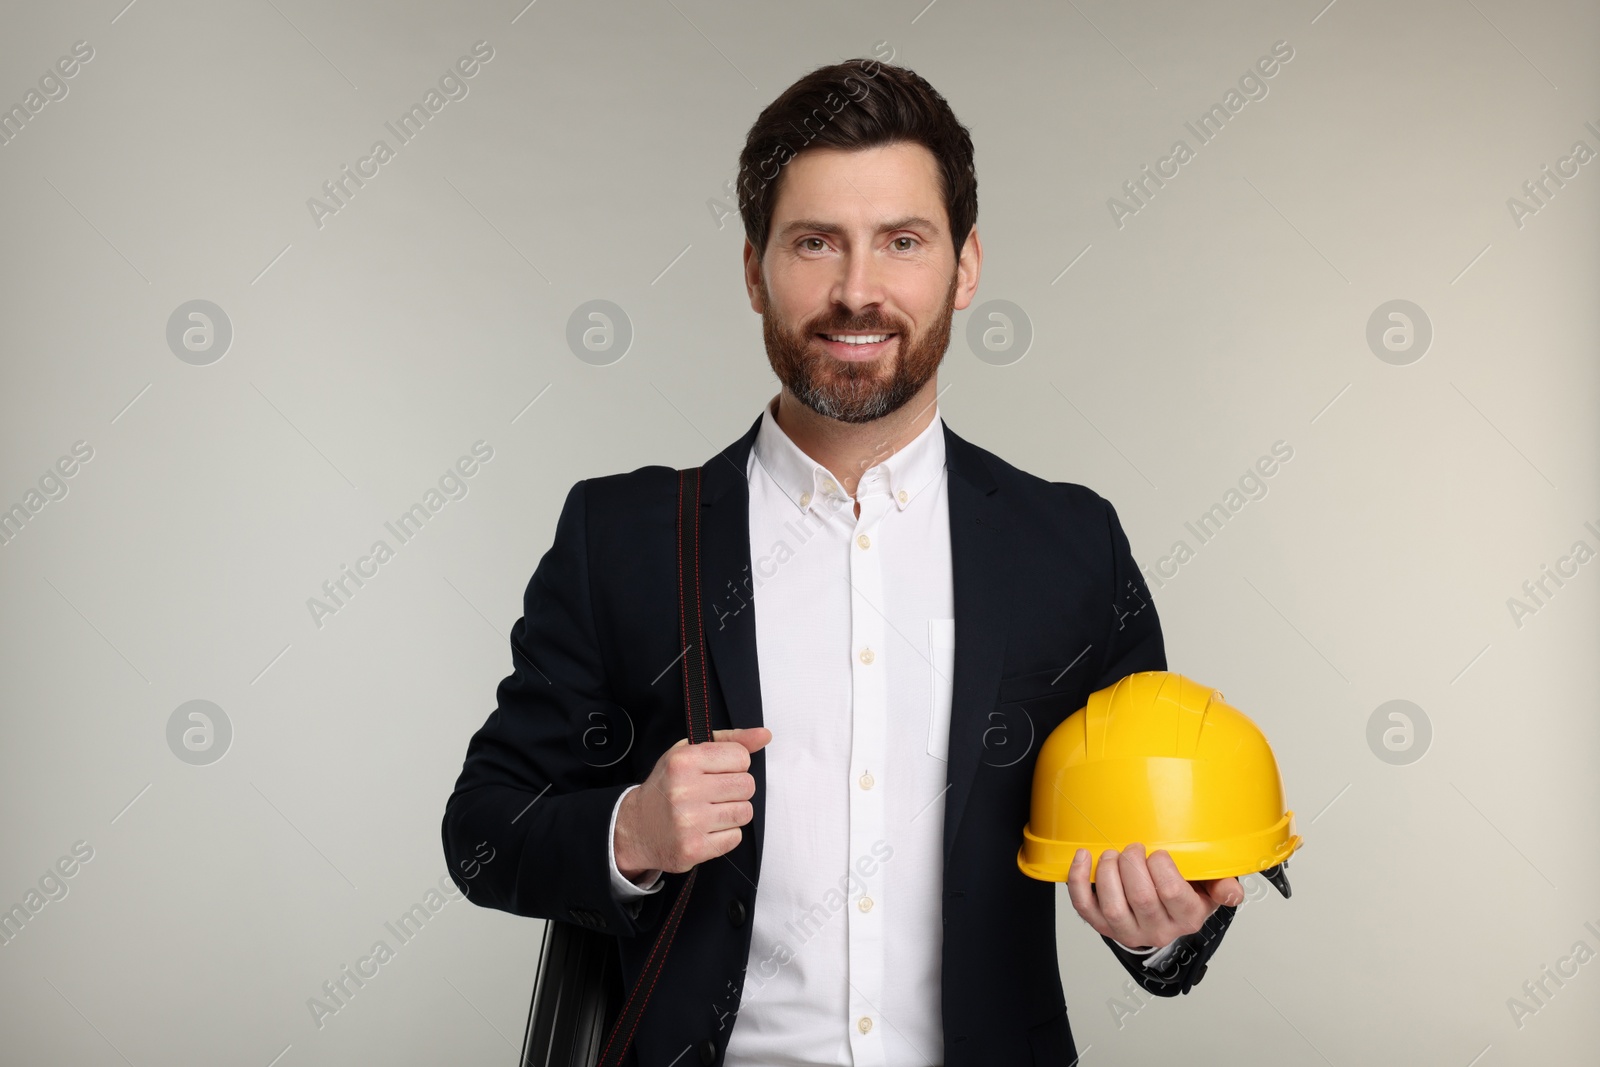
[1259, 859, 1292, 899]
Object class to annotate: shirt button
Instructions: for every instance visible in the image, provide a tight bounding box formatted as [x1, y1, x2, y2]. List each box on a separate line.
[858, 647, 875, 665]
[859, 771, 874, 790]
[858, 1016, 873, 1034]
[821, 477, 838, 493]
[897, 489, 908, 504]
[858, 896, 874, 912]
[799, 491, 811, 508]
[856, 533, 871, 550]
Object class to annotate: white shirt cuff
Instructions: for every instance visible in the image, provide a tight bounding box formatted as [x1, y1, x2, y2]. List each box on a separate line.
[1112, 936, 1184, 970]
[608, 784, 665, 899]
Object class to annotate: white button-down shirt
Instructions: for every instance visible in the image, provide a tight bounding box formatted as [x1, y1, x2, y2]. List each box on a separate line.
[606, 396, 1173, 1065]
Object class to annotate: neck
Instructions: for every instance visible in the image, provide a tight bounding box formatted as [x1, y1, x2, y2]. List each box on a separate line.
[770, 377, 939, 498]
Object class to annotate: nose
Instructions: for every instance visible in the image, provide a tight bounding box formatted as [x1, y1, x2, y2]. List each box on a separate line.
[830, 244, 888, 320]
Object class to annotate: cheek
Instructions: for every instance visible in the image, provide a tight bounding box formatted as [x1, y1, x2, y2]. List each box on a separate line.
[898, 280, 954, 330]
[782, 295, 824, 331]
[771, 278, 834, 328]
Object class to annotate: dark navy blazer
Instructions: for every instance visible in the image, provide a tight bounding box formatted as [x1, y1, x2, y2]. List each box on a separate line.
[442, 411, 1235, 1067]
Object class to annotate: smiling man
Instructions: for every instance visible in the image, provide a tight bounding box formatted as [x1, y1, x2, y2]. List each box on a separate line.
[443, 59, 1242, 1067]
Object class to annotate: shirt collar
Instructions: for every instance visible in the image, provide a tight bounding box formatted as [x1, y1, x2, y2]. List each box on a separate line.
[752, 394, 946, 515]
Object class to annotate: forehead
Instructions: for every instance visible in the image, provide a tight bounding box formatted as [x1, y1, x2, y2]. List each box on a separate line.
[769, 142, 946, 228]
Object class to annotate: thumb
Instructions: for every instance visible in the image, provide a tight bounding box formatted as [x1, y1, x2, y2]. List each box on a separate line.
[1210, 877, 1245, 907]
[713, 726, 772, 752]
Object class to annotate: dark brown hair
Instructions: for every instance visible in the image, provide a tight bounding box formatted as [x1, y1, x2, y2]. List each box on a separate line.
[736, 58, 977, 261]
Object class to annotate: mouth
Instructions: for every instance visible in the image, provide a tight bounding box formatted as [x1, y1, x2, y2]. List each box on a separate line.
[814, 331, 898, 361]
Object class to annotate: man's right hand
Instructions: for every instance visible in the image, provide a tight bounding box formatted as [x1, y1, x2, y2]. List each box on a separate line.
[615, 727, 771, 879]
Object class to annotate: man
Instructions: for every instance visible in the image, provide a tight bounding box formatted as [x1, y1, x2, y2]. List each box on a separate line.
[442, 59, 1244, 1066]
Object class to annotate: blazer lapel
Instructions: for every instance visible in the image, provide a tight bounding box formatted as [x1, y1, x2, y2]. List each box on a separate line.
[699, 413, 767, 873]
[940, 423, 1008, 867]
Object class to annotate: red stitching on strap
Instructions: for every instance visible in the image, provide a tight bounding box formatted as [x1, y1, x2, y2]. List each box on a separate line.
[602, 868, 697, 1064]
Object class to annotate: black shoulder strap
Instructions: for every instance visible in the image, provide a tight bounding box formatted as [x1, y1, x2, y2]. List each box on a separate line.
[596, 467, 710, 1067]
[677, 467, 714, 746]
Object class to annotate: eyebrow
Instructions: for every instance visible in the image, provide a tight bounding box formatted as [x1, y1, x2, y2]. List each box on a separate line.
[775, 215, 943, 243]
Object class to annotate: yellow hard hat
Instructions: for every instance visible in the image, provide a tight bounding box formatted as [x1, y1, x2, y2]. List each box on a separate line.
[1017, 671, 1302, 897]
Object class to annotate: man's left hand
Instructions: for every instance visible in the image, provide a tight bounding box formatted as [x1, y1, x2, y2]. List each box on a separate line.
[1065, 843, 1244, 949]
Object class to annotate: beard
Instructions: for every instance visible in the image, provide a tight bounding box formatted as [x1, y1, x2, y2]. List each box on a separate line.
[761, 270, 957, 424]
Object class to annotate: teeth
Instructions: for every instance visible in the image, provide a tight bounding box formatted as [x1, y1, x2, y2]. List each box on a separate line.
[823, 333, 891, 344]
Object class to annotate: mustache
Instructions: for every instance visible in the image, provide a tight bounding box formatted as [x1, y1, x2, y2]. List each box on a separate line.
[806, 312, 905, 335]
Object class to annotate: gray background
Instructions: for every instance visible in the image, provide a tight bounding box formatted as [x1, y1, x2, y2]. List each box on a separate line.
[2, 0, 1596, 1064]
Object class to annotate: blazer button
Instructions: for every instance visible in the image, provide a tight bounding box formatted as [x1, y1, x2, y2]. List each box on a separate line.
[727, 897, 747, 927]
[698, 1037, 717, 1064]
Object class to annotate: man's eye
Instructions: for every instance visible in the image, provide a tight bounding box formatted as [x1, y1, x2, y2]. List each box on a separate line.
[802, 238, 826, 251]
[892, 237, 916, 251]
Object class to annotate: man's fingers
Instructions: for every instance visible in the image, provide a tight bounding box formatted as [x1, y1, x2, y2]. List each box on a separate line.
[1054, 845, 1240, 944]
[1147, 849, 1209, 931]
[678, 739, 758, 774]
[705, 769, 756, 803]
[637, 729, 768, 871]
[1147, 849, 1200, 911]
[1116, 844, 1167, 929]
[700, 825, 742, 861]
[715, 799, 755, 828]
[1065, 848, 1107, 933]
[655, 762, 755, 810]
[1095, 848, 1141, 944]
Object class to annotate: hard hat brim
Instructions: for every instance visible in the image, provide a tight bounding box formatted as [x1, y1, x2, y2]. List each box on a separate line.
[1016, 813, 1303, 886]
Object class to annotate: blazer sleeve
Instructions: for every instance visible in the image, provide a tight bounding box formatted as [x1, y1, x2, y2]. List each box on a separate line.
[1087, 495, 1238, 995]
[1088, 495, 1166, 691]
[1101, 905, 1238, 996]
[440, 478, 673, 939]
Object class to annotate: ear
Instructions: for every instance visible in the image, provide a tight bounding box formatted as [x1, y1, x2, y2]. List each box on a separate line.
[952, 225, 983, 312]
[743, 239, 765, 314]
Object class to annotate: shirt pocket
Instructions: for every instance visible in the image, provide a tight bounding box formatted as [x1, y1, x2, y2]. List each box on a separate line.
[927, 618, 956, 762]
